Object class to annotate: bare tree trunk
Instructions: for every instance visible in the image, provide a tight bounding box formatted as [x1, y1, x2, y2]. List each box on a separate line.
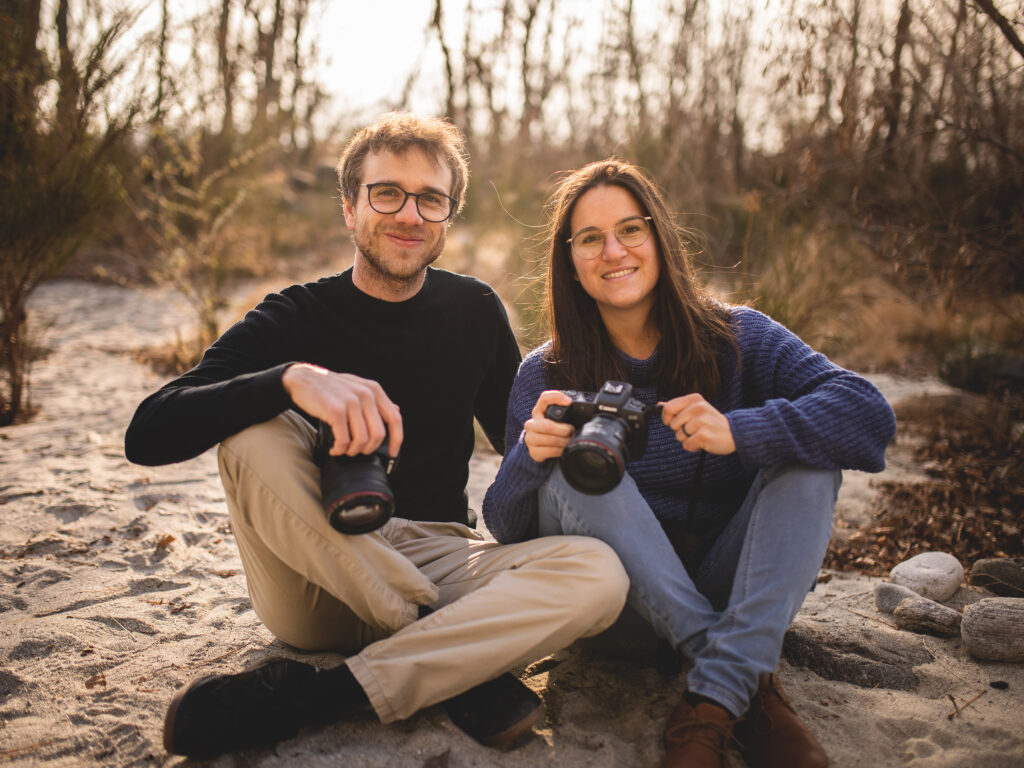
[2, 0, 40, 423]
[624, 0, 648, 134]
[516, 0, 540, 146]
[14, 0, 42, 101]
[972, 0, 1024, 62]
[837, 0, 861, 155]
[663, 0, 699, 175]
[153, 0, 168, 121]
[253, 0, 284, 136]
[882, 0, 912, 159]
[287, 0, 308, 151]
[56, 0, 80, 133]
[218, 0, 235, 139]
[0, 291, 28, 426]
[432, 0, 457, 119]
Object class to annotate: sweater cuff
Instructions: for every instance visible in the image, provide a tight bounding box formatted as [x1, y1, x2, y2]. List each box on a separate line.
[252, 362, 299, 418]
[507, 432, 557, 486]
[725, 409, 769, 472]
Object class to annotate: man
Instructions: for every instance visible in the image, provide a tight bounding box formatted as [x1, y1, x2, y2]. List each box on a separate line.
[125, 113, 628, 759]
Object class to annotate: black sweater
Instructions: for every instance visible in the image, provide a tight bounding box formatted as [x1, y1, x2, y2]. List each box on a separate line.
[124, 267, 522, 525]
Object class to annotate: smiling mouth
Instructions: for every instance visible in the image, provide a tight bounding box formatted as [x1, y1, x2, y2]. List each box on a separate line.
[385, 230, 424, 245]
[602, 267, 637, 280]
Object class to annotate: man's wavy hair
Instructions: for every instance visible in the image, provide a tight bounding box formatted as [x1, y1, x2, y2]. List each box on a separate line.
[337, 113, 469, 217]
[542, 158, 736, 398]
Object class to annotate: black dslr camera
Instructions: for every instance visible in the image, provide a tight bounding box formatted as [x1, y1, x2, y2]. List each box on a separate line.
[544, 381, 659, 495]
[314, 421, 398, 534]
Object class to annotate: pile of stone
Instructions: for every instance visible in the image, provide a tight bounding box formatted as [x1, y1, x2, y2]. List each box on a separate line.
[875, 552, 1024, 662]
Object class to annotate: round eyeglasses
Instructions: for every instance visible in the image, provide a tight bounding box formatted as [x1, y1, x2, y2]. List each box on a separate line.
[362, 183, 457, 223]
[567, 216, 653, 260]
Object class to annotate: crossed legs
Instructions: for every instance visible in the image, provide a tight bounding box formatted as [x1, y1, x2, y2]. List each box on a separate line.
[218, 411, 630, 723]
[537, 463, 840, 717]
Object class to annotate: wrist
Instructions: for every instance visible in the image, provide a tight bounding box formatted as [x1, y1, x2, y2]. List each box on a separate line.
[282, 362, 325, 397]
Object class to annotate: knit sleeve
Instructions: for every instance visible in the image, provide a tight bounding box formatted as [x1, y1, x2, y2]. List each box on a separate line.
[481, 349, 556, 543]
[725, 308, 896, 473]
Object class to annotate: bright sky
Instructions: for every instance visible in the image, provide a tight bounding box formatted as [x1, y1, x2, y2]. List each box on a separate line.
[317, 2, 439, 116]
[314, 0, 674, 125]
[115, 0, 787, 143]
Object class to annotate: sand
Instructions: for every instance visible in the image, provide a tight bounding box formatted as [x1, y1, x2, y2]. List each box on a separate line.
[1, 279, 1021, 767]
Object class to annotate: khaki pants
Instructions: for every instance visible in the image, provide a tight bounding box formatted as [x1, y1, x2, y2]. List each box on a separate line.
[217, 411, 629, 723]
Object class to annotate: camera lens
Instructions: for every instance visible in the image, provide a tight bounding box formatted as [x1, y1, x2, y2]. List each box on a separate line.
[321, 455, 395, 534]
[316, 422, 396, 535]
[560, 416, 628, 494]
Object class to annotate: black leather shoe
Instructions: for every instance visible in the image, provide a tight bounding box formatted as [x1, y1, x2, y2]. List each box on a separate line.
[163, 657, 337, 758]
[442, 672, 545, 748]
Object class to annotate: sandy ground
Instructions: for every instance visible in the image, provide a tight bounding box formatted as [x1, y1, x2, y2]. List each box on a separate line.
[1, 279, 1022, 767]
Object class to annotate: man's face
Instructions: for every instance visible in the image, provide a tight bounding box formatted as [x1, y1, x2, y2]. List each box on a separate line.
[343, 149, 453, 291]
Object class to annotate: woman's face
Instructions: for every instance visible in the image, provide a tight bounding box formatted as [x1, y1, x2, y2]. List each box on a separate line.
[568, 184, 660, 323]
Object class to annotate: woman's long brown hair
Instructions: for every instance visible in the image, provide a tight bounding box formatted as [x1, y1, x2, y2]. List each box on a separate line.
[542, 159, 736, 398]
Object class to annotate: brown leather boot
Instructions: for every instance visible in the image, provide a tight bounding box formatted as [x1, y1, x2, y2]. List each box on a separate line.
[737, 673, 829, 768]
[662, 695, 737, 768]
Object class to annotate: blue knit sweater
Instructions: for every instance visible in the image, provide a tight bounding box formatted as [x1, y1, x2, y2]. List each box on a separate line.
[482, 306, 896, 545]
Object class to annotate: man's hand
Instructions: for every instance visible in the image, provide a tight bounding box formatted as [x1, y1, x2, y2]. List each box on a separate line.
[659, 393, 736, 455]
[282, 364, 403, 457]
[523, 390, 576, 463]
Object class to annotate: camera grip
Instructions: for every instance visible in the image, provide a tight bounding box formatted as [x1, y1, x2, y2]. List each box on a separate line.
[545, 403, 569, 421]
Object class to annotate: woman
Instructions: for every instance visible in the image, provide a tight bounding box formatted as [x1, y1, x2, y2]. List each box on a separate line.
[482, 159, 895, 768]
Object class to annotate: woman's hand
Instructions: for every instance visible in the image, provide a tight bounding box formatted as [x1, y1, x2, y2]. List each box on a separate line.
[660, 393, 736, 455]
[523, 390, 576, 463]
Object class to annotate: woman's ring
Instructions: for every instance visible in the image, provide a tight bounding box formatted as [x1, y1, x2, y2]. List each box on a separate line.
[682, 425, 690, 437]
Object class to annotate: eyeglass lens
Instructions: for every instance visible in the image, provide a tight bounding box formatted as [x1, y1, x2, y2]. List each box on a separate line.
[366, 184, 452, 222]
[571, 217, 651, 259]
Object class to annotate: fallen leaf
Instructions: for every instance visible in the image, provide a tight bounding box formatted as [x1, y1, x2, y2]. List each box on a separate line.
[85, 672, 106, 689]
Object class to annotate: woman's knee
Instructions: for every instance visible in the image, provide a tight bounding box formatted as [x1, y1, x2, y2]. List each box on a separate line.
[762, 465, 842, 505]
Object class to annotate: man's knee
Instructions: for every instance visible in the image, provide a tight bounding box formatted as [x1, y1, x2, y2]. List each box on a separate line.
[560, 536, 630, 627]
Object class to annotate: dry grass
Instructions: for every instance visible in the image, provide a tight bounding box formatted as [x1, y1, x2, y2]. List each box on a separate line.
[826, 392, 1024, 576]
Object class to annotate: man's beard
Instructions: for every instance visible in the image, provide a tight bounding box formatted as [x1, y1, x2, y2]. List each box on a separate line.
[352, 222, 445, 292]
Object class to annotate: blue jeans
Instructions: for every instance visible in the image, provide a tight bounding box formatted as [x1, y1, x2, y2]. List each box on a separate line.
[538, 463, 841, 717]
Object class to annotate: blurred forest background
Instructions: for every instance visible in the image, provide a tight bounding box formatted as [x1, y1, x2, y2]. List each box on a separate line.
[2, 0, 1021, 570]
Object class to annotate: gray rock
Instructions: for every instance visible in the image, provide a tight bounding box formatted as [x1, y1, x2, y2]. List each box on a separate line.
[893, 596, 962, 637]
[890, 552, 964, 603]
[969, 558, 1024, 598]
[783, 618, 930, 690]
[874, 582, 920, 614]
[962, 598, 1024, 662]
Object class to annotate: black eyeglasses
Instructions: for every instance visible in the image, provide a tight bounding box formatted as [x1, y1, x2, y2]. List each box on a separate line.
[362, 183, 457, 223]
[567, 216, 653, 260]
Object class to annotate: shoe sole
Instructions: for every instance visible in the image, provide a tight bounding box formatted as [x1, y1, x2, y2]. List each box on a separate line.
[476, 700, 546, 748]
[163, 673, 218, 755]
[162, 655, 290, 756]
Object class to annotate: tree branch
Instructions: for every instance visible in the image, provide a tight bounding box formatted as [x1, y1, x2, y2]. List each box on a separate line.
[971, 0, 1024, 61]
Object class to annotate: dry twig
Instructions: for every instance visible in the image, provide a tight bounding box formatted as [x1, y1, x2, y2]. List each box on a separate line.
[948, 690, 986, 719]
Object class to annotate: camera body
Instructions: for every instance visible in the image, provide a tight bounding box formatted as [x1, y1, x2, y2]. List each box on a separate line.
[315, 421, 398, 534]
[544, 381, 658, 495]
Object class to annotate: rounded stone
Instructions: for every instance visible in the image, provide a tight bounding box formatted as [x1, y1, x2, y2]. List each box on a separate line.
[962, 598, 1024, 662]
[893, 596, 962, 637]
[874, 582, 920, 614]
[889, 552, 964, 603]
[969, 558, 1024, 598]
